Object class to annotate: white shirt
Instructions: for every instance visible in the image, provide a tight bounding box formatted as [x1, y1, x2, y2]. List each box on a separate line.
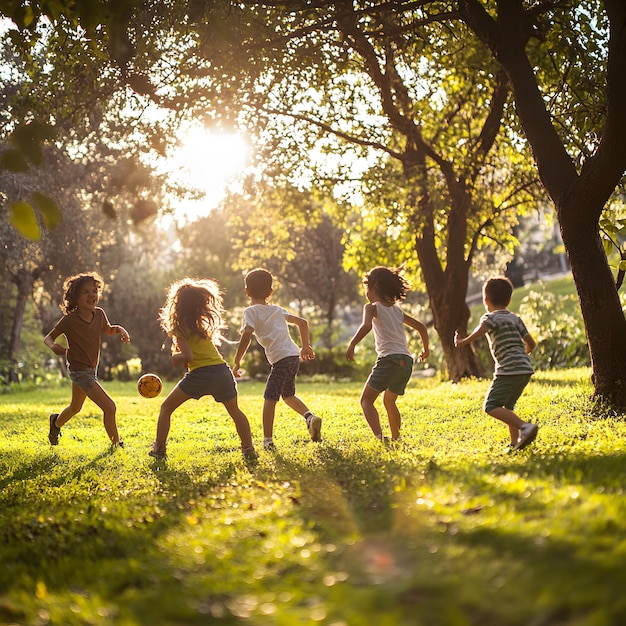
[372, 303, 411, 357]
[241, 304, 300, 365]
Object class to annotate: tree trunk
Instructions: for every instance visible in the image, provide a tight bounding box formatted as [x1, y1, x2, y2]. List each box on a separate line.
[414, 206, 486, 381]
[460, 0, 626, 406]
[9, 270, 35, 382]
[559, 196, 626, 406]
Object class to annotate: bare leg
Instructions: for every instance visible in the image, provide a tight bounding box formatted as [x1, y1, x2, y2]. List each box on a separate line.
[284, 395, 321, 441]
[154, 385, 190, 449]
[55, 383, 87, 428]
[282, 395, 310, 417]
[262, 399, 278, 439]
[222, 396, 253, 449]
[383, 389, 401, 440]
[360, 384, 383, 438]
[488, 407, 527, 435]
[84, 382, 120, 443]
[507, 424, 521, 445]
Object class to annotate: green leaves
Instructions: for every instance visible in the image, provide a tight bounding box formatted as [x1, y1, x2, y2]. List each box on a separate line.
[32, 191, 62, 229]
[8, 193, 61, 241]
[9, 201, 41, 241]
[2, 121, 59, 238]
[3, 121, 57, 171]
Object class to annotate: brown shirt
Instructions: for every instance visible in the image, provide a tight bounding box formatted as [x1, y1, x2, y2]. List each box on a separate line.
[51, 308, 110, 371]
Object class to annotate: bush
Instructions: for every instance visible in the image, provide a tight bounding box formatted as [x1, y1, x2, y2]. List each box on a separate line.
[518, 285, 589, 369]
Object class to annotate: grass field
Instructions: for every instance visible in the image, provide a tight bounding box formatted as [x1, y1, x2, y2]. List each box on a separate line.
[2, 369, 626, 625]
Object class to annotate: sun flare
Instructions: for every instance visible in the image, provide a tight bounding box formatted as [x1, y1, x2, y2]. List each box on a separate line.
[166, 126, 250, 222]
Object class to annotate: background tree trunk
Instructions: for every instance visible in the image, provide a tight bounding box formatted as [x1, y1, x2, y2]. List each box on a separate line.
[9, 269, 36, 382]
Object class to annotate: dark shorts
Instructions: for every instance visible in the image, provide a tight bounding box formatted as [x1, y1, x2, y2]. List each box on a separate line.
[483, 373, 532, 413]
[68, 367, 97, 392]
[178, 363, 238, 403]
[366, 354, 414, 396]
[264, 355, 300, 402]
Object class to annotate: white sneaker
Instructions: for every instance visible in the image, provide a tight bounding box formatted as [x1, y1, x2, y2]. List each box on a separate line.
[148, 441, 167, 459]
[307, 414, 322, 442]
[512, 423, 538, 451]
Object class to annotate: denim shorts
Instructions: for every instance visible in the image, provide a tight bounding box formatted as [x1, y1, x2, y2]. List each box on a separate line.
[366, 354, 414, 395]
[264, 355, 300, 402]
[483, 374, 532, 413]
[178, 363, 238, 403]
[68, 367, 98, 392]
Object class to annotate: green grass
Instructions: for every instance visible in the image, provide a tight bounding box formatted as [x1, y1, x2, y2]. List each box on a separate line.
[2, 369, 626, 625]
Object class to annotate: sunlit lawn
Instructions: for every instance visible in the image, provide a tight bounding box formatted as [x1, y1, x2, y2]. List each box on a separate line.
[1, 368, 626, 625]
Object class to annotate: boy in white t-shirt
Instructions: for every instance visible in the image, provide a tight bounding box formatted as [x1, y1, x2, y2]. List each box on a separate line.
[346, 266, 429, 442]
[233, 268, 322, 449]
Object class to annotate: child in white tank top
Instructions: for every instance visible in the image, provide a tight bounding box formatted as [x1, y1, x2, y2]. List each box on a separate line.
[346, 266, 429, 442]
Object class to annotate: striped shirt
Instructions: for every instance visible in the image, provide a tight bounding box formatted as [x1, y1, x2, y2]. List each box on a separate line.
[480, 309, 534, 376]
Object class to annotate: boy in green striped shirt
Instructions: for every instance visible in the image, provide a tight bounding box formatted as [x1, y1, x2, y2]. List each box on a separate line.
[454, 277, 539, 451]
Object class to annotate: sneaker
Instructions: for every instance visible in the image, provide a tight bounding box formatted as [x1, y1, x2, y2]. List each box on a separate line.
[48, 413, 61, 445]
[111, 439, 124, 450]
[242, 446, 259, 461]
[263, 440, 276, 451]
[307, 414, 322, 442]
[512, 423, 539, 451]
[148, 441, 167, 459]
[377, 435, 390, 445]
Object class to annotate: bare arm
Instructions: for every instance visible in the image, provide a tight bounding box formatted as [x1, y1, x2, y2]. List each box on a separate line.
[454, 322, 489, 348]
[43, 328, 67, 356]
[233, 326, 255, 376]
[523, 333, 536, 354]
[101, 309, 130, 342]
[286, 314, 315, 360]
[171, 334, 193, 368]
[102, 323, 130, 343]
[345, 303, 376, 361]
[403, 313, 430, 361]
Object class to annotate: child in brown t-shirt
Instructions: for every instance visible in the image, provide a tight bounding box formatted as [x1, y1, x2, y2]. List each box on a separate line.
[44, 272, 130, 447]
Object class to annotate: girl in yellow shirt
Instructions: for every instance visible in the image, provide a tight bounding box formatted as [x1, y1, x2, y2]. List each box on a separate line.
[149, 278, 256, 460]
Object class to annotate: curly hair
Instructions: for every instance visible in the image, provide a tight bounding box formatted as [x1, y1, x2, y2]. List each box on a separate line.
[159, 278, 225, 348]
[363, 266, 410, 304]
[61, 273, 103, 314]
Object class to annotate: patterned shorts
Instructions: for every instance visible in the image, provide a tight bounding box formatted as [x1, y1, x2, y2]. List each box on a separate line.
[264, 355, 300, 402]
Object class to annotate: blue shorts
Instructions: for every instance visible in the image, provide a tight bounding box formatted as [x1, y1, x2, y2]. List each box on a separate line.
[366, 354, 414, 396]
[178, 363, 238, 403]
[264, 356, 300, 402]
[69, 367, 97, 392]
[483, 374, 532, 413]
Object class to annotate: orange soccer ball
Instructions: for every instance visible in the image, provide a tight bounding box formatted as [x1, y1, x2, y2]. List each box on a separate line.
[137, 373, 163, 398]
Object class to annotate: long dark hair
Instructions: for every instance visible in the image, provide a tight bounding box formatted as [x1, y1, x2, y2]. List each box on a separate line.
[159, 278, 225, 349]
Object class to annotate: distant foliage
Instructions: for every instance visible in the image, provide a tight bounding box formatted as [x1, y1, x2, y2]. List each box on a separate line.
[518, 286, 589, 369]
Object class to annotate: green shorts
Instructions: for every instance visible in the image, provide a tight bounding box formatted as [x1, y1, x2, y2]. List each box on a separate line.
[483, 373, 532, 413]
[366, 354, 414, 396]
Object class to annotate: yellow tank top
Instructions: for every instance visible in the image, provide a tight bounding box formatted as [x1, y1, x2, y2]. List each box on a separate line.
[187, 334, 225, 370]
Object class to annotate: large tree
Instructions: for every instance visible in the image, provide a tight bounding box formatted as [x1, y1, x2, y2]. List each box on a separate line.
[119, 1, 541, 380]
[456, 0, 626, 404]
[154, 0, 625, 394]
[4, 1, 626, 403]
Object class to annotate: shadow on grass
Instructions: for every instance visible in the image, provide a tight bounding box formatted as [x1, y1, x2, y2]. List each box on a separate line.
[3, 435, 625, 625]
